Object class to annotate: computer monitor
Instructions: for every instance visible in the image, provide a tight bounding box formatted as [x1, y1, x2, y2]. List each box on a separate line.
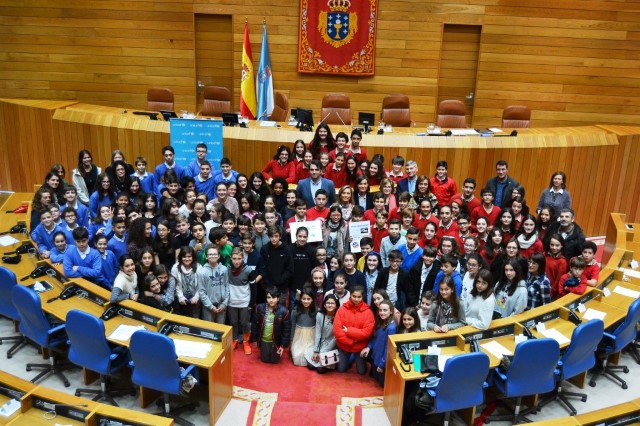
[359, 112, 376, 133]
[296, 108, 314, 132]
[159, 110, 178, 121]
[222, 113, 239, 126]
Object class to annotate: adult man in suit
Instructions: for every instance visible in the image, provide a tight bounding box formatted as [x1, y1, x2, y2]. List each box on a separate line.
[396, 160, 419, 195]
[484, 160, 521, 207]
[296, 160, 336, 208]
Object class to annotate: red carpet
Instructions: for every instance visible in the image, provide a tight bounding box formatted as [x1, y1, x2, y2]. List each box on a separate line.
[233, 349, 382, 405]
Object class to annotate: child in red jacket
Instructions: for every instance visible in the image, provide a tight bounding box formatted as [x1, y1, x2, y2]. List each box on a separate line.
[333, 285, 375, 375]
[557, 257, 587, 298]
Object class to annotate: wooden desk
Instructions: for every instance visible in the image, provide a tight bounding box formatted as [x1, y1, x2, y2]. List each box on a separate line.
[87, 400, 173, 426]
[4, 98, 640, 238]
[572, 399, 640, 425]
[0, 369, 172, 426]
[0, 371, 37, 425]
[599, 278, 640, 313]
[0, 192, 233, 425]
[12, 386, 101, 426]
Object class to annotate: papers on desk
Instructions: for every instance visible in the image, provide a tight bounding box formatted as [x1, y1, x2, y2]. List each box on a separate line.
[438, 355, 453, 372]
[449, 129, 479, 136]
[109, 324, 146, 341]
[0, 235, 19, 247]
[539, 328, 570, 345]
[489, 127, 503, 133]
[173, 339, 212, 359]
[620, 267, 640, 279]
[613, 285, 640, 299]
[481, 341, 513, 359]
[583, 308, 606, 321]
[259, 120, 277, 127]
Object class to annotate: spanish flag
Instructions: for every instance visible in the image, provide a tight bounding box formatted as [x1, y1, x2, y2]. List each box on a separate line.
[240, 22, 257, 119]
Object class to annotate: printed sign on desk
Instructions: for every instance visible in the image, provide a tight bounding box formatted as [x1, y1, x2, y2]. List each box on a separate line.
[170, 118, 224, 170]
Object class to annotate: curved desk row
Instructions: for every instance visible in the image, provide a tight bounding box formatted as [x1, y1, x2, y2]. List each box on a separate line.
[0, 193, 233, 425]
[528, 398, 640, 426]
[383, 212, 640, 425]
[1, 98, 640, 237]
[0, 370, 172, 426]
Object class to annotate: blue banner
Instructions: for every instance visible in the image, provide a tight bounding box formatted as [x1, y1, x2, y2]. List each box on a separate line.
[169, 118, 224, 170]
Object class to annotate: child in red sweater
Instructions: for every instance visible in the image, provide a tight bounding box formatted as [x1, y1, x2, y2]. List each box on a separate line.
[545, 233, 568, 300]
[557, 257, 587, 298]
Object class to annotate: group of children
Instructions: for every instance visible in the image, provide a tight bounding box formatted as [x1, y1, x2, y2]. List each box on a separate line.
[27, 125, 598, 386]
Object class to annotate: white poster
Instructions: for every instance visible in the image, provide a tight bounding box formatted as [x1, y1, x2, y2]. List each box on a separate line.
[349, 221, 372, 253]
[289, 220, 323, 243]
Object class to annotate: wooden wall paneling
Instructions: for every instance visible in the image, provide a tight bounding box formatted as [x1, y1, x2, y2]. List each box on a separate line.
[438, 24, 481, 125]
[3, 1, 640, 128]
[618, 135, 640, 221]
[195, 13, 233, 112]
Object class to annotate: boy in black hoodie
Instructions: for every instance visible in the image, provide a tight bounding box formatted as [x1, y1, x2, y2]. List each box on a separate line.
[288, 226, 316, 309]
[259, 225, 294, 308]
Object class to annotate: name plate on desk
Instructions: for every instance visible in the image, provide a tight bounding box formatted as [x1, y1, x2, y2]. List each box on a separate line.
[600, 271, 615, 288]
[565, 290, 600, 310]
[397, 336, 458, 350]
[463, 324, 515, 342]
[159, 322, 223, 342]
[520, 311, 560, 329]
[31, 396, 89, 421]
[119, 307, 161, 327]
[83, 290, 107, 307]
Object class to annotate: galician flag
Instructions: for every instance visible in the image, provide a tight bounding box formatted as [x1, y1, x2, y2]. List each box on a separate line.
[256, 22, 274, 121]
[240, 22, 257, 119]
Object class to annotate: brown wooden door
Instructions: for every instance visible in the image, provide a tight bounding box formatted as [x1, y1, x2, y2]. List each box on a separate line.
[437, 24, 482, 127]
[194, 14, 233, 112]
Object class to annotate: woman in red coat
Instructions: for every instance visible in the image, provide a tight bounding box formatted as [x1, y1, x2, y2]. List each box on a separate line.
[333, 284, 375, 375]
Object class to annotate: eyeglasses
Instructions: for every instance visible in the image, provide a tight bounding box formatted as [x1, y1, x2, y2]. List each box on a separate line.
[467, 263, 479, 268]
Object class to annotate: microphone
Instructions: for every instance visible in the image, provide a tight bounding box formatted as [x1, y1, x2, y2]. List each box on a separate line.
[317, 113, 332, 125]
[334, 111, 347, 127]
[256, 109, 268, 121]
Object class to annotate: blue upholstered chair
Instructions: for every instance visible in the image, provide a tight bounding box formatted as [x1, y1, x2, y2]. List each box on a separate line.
[0, 266, 29, 358]
[488, 338, 560, 424]
[425, 352, 490, 426]
[539, 319, 604, 415]
[66, 309, 136, 405]
[129, 330, 197, 426]
[589, 298, 640, 389]
[11, 285, 74, 386]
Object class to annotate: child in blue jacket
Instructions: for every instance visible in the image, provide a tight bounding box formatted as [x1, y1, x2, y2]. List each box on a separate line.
[360, 299, 396, 386]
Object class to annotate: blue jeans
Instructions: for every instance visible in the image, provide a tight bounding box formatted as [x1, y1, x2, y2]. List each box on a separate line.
[337, 349, 367, 375]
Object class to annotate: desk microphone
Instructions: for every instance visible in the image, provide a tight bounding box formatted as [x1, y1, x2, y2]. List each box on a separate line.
[51, 404, 89, 409]
[317, 112, 332, 125]
[256, 109, 268, 121]
[334, 111, 347, 127]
